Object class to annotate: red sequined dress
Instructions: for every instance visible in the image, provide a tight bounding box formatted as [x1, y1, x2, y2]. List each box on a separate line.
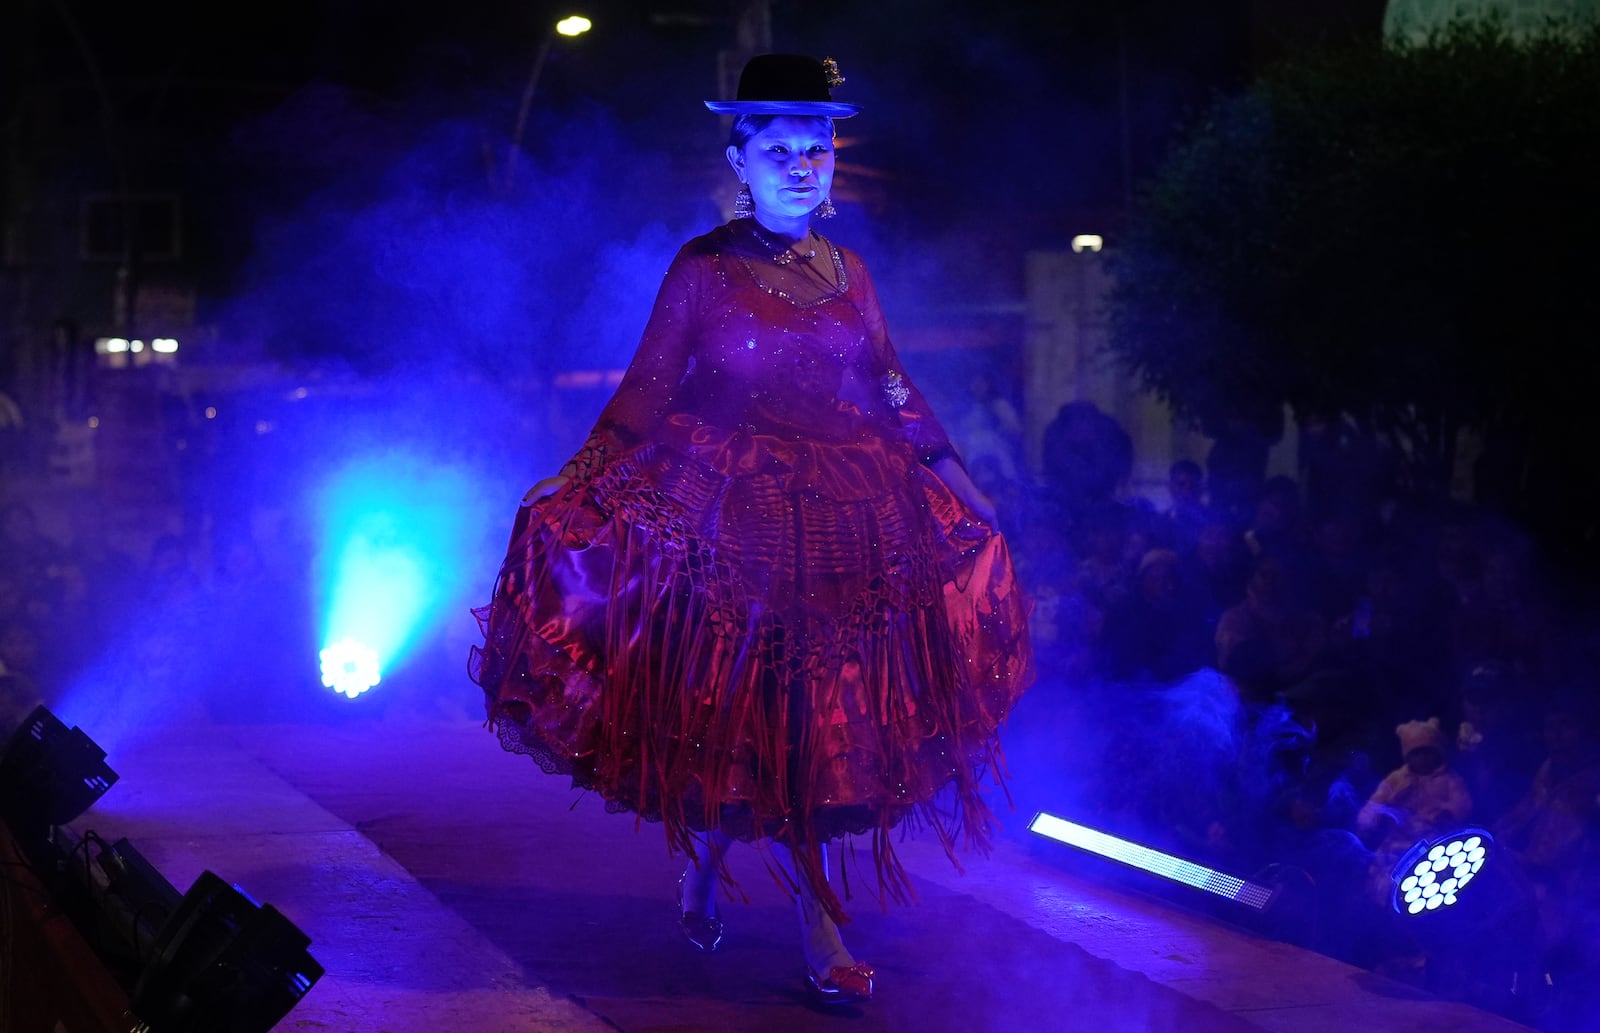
[470, 220, 1033, 918]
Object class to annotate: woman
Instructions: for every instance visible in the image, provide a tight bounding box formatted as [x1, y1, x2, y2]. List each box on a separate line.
[470, 53, 1032, 1004]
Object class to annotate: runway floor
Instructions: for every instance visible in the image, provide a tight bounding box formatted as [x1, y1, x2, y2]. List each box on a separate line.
[64, 693, 1537, 1033]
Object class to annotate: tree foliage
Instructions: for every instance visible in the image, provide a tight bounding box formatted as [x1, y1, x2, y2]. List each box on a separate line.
[1106, 21, 1600, 539]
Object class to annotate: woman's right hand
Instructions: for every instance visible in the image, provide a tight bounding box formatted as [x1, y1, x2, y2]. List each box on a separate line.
[521, 474, 570, 507]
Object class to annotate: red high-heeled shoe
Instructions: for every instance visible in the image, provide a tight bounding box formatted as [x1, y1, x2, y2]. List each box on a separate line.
[805, 961, 874, 1004]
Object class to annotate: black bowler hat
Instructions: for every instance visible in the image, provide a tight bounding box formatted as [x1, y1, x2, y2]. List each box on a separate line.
[704, 54, 860, 118]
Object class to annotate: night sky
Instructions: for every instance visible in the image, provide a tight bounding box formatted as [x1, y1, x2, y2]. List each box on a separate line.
[7, 1, 1315, 231]
[1, 0, 1388, 370]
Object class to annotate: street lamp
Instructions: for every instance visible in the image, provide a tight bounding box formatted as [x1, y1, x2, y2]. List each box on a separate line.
[504, 14, 593, 190]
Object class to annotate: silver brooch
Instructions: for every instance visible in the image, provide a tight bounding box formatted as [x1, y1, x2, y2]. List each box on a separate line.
[880, 370, 909, 408]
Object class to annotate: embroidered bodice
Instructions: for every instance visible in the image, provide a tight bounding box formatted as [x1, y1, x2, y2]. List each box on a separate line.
[586, 221, 953, 466]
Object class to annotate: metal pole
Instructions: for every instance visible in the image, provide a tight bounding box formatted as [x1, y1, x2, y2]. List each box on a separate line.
[505, 30, 555, 192]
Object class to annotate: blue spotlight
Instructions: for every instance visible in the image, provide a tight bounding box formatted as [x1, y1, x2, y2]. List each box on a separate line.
[1028, 812, 1276, 911]
[1391, 828, 1492, 916]
[314, 453, 484, 699]
[319, 638, 381, 699]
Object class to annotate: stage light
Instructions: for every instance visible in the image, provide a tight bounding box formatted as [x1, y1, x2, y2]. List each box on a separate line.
[1029, 811, 1276, 911]
[0, 705, 118, 846]
[129, 870, 323, 1033]
[1391, 828, 1492, 916]
[319, 637, 381, 698]
[556, 15, 592, 36]
[315, 454, 484, 698]
[96, 836, 185, 961]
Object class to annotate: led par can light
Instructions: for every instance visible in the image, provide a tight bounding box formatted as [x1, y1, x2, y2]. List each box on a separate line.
[1391, 828, 1493, 916]
[319, 637, 381, 699]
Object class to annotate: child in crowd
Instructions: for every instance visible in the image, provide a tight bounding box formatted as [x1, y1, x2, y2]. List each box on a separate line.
[1357, 717, 1474, 895]
[1349, 717, 1475, 980]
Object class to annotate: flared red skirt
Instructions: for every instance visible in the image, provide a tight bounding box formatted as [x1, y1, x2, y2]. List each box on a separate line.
[469, 421, 1033, 917]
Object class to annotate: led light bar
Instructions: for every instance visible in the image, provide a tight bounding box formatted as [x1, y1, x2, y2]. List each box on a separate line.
[1029, 811, 1275, 911]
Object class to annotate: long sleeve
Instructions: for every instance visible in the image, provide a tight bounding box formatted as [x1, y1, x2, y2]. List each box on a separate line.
[849, 256, 960, 466]
[567, 245, 703, 476]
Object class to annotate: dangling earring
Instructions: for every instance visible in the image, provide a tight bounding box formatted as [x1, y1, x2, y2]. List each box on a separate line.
[733, 185, 754, 219]
[817, 196, 837, 219]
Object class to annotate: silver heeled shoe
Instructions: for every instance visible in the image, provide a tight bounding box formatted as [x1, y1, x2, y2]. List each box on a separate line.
[675, 871, 724, 952]
[805, 960, 874, 1004]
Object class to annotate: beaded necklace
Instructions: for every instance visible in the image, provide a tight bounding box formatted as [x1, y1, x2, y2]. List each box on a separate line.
[734, 245, 849, 307]
[750, 223, 819, 266]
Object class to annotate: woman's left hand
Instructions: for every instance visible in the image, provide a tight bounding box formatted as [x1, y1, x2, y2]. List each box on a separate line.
[930, 455, 998, 527]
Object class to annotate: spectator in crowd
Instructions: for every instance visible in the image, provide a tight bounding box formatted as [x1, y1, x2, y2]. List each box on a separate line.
[1356, 718, 1473, 894]
[1341, 716, 1481, 982]
[1021, 520, 1097, 683]
[1205, 408, 1278, 527]
[1278, 666, 1386, 795]
[1072, 504, 1134, 623]
[1040, 400, 1133, 529]
[1493, 693, 1600, 963]
[1452, 663, 1543, 827]
[1215, 553, 1328, 702]
[1093, 670, 1247, 857]
[1304, 510, 1367, 623]
[947, 371, 1025, 484]
[1243, 474, 1308, 567]
[1159, 458, 1211, 554]
[1451, 528, 1561, 694]
[1180, 519, 1251, 627]
[1296, 407, 1389, 526]
[1099, 548, 1213, 685]
[1326, 544, 1455, 726]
